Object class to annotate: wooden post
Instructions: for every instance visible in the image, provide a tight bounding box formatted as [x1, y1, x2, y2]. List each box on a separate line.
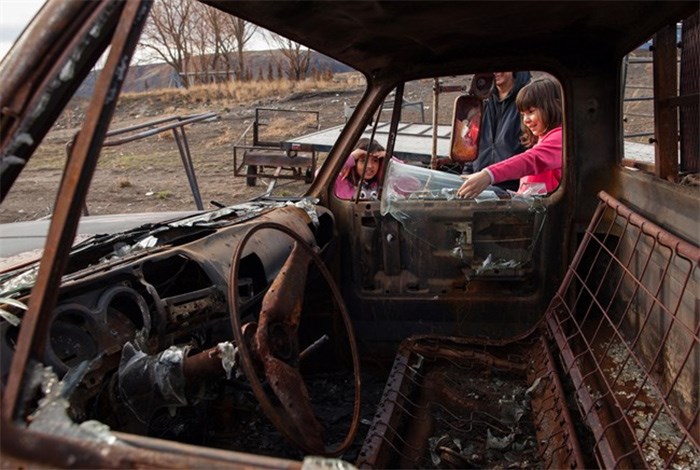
[679, 11, 699, 174]
[652, 24, 679, 181]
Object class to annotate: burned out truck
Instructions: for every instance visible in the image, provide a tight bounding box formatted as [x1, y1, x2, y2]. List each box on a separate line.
[0, 1, 698, 468]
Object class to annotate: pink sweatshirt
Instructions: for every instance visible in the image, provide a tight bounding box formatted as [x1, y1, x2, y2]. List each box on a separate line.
[334, 155, 381, 200]
[485, 126, 562, 193]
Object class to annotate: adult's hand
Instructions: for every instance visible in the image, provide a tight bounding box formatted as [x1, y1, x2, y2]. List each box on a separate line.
[457, 170, 492, 199]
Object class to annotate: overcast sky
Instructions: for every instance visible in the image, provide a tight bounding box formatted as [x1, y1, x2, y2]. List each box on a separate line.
[0, 0, 276, 62]
[0, 0, 45, 59]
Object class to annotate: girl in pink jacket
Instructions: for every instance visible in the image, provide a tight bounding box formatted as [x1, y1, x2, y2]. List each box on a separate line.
[457, 78, 562, 198]
[334, 138, 386, 200]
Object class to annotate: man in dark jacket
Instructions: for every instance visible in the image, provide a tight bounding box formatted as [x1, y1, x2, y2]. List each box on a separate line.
[469, 71, 532, 191]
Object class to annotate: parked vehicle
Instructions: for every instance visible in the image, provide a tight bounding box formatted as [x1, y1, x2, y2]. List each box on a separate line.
[1, 1, 697, 468]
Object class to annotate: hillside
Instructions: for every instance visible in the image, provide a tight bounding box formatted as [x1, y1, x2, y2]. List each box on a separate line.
[76, 50, 353, 96]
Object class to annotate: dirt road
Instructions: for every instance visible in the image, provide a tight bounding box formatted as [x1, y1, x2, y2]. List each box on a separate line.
[0, 80, 368, 223]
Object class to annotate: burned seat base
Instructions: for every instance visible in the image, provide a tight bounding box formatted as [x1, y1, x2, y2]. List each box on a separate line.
[356, 334, 587, 469]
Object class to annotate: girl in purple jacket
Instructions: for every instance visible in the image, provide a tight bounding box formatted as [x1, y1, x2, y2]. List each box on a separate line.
[457, 78, 563, 199]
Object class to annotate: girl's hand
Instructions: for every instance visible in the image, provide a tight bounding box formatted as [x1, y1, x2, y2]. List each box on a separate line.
[350, 148, 368, 160]
[457, 170, 491, 198]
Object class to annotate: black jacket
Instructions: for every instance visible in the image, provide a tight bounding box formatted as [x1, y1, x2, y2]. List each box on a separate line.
[472, 71, 532, 190]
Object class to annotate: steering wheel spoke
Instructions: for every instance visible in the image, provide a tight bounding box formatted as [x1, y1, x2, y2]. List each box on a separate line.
[264, 355, 325, 452]
[228, 221, 361, 456]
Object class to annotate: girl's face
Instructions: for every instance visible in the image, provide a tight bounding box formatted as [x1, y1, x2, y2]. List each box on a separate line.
[355, 153, 381, 180]
[521, 107, 547, 137]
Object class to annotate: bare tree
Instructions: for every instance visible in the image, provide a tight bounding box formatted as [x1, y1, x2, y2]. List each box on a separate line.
[202, 6, 235, 81]
[189, 2, 215, 84]
[228, 17, 258, 81]
[139, 1, 260, 86]
[192, 4, 257, 80]
[140, 0, 194, 87]
[266, 32, 312, 81]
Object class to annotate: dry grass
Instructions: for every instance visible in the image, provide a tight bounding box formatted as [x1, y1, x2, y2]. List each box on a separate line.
[120, 74, 364, 107]
[209, 127, 238, 147]
[263, 114, 320, 142]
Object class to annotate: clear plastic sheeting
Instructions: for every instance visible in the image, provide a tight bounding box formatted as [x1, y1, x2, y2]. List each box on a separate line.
[0, 265, 39, 297]
[169, 201, 279, 226]
[517, 182, 548, 197]
[290, 197, 321, 228]
[475, 254, 525, 276]
[27, 364, 118, 445]
[172, 198, 320, 227]
[99, 236, 159, 264]
[217, 341, 239, 380]
[117, 342, 189, 423]
[0, 296, 26, 326]
[302, 456, 358, 470]
[96, 198, 322, 265]
[381, 159, 499, 215]
[377, 159, 547, 280]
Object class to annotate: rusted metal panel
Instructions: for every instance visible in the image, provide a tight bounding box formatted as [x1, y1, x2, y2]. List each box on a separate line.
[1, 416, 303, 468]
[210, 2, 698, 82]
[0, 1, 117, 201]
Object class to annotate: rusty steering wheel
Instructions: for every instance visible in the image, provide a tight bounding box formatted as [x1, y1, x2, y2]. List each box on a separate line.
[227, 221, 361, 456]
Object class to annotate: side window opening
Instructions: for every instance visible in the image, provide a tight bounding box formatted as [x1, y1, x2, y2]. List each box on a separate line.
[333, 72, 563, 294]
[334, 71, 564, 204]
[622, 11, 699, 184]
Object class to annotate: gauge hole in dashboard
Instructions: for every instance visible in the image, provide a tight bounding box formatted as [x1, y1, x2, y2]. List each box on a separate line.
[236, 254, 267, 303]
[99, 287, 149, 332]
[48, 308, 99, 372]
[141, 254, 213, 298]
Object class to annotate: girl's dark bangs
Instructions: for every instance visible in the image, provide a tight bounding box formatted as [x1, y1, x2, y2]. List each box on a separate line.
[516, 87, 537, 111]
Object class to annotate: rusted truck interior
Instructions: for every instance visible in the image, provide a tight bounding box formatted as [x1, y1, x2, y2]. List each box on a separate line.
[0, 1, 698, 468]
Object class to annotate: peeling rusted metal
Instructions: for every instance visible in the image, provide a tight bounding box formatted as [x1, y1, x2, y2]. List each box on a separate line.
[528, 336, 587, 469]
[3, 0, 150, 421]
[2, 419, 303, 469]
[0, 1, 119, 201]
[254, 242, 325, 452]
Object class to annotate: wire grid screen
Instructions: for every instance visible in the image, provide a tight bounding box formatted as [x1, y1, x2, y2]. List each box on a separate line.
[545, 191, 699, 469]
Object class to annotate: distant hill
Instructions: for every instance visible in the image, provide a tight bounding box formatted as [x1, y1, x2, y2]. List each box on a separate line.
[76, 50, 354, 97]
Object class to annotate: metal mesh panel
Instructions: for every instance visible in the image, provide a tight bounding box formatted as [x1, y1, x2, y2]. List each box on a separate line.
[545, 191, 699, 468]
